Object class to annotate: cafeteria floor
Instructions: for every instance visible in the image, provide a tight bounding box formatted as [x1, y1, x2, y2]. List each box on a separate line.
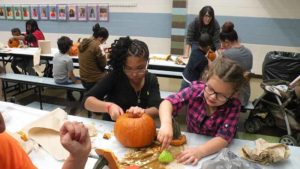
[0, 69, 287, 144]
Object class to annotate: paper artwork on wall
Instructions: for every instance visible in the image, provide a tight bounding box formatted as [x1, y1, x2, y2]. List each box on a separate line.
[6, 5, 14, 20]
[98, 4, 109, 22]
[40, 5, 48, 20]
[87, 5, 97, 21]
[68, 5, 77, 21]
[77, 5, 87, 21]
[22, 5, 30, 20]
[57, 4, 67, 20]
[49, 5, 57, 20]
[0, 5, 5, 19]
[14, 5, 22, 20]
[30, 5, 39, 20]
[2, 3, 110, 22]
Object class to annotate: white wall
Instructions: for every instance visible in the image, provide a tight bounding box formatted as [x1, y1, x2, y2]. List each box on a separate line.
[188, 0, 300, 18]
[188, 0, 300, 75]
[1, 0, 172, 13]
[0, 0, 172, 54]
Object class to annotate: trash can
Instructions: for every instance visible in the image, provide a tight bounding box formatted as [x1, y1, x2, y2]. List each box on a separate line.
[262, 51, 300, 82]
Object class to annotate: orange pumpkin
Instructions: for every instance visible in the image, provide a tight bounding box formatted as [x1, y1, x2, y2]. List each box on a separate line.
[207, 50, 216, 61]
[114, 113, 156, 148]
[8, 38, 20, 48]
[95, 149, 119, 169]
[69, 38, 81, 56]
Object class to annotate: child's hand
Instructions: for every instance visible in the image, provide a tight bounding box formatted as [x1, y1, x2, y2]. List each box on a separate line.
[60, 121, 91, 157]
[126, 106, 145, 117]
[107, 103, 124, 121]
[176, 147, 203, 166]
[157, 123, 173, 150]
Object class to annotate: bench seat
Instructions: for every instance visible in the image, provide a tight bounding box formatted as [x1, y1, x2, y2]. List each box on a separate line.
[0, 73, 85, 109]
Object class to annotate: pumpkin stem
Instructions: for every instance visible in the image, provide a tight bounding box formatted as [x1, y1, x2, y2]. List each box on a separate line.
[126, 112, 142, 118]
[172, 118, 181, 139]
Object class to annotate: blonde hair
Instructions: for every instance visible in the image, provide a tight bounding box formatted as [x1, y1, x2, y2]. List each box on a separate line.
[206, 58, 248, 91]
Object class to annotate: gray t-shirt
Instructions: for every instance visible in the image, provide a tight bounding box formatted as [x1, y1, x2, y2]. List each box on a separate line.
[223, 46, 253, 106]
[223, 46, 253, 71]
[53, 52, 74, 84]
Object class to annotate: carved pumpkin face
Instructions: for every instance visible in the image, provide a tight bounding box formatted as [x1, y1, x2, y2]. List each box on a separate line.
[8, 39, 20, 48]
[114, 113, 156, 148]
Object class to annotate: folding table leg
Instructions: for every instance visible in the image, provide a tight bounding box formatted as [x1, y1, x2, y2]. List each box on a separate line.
[38, 86, 43, 109]
[2, 80, 7, 101]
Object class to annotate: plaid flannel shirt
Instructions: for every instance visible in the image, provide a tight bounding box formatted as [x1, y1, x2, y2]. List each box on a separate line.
[166, 81, 241, 143]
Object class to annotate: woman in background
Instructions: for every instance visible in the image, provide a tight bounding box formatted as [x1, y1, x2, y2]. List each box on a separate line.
[13, 19, 45, 47]
[182, 6, 220, 59]
[219, 21, 253, 106]
[11, 19, 45, 75]
[78, 23, 109, 91]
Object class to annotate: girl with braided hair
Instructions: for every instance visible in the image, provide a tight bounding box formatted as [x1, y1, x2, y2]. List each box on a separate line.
[158, 58, 249, 165]
[83, 36, 161, 121]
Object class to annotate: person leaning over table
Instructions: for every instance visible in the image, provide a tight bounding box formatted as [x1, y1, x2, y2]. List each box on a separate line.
[11, 19, 45, 75]
[219, 21, 253, 106]
[182, 6, 220, 59]
[78, 23, 109, 91]
[0, 112, 91, 169]
[180, 33, 213, 90]
[158, 58, 249, 165]
[83, 36, 162, 121]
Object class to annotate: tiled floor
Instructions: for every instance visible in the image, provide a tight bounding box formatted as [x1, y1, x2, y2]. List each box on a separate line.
[0, 77, 289, 143]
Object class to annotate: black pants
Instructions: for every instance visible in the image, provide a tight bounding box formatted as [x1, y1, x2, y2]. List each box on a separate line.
[81, 80, 96, 91]
[11, 56, 36, 75]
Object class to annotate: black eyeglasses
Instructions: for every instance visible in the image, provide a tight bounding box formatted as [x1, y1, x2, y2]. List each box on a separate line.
[204, 84, 230, 102]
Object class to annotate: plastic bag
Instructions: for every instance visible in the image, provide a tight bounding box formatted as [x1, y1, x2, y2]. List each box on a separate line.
[201, 148, 262, 169]
[263, 51, 300, 82]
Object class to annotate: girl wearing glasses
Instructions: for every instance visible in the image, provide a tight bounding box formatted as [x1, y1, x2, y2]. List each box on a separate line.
[83, 36, 161, 121]
[158, 58, 248, 165]
[182, 6, 220, 59]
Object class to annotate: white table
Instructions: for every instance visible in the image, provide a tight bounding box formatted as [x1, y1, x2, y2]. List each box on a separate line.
[0, 48, 185, 78]
[2, 101, 298, 169]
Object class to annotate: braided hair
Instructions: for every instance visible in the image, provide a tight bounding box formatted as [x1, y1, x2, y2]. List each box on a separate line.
[206, 58, 247, 91]
[108, 36, 149, 72]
